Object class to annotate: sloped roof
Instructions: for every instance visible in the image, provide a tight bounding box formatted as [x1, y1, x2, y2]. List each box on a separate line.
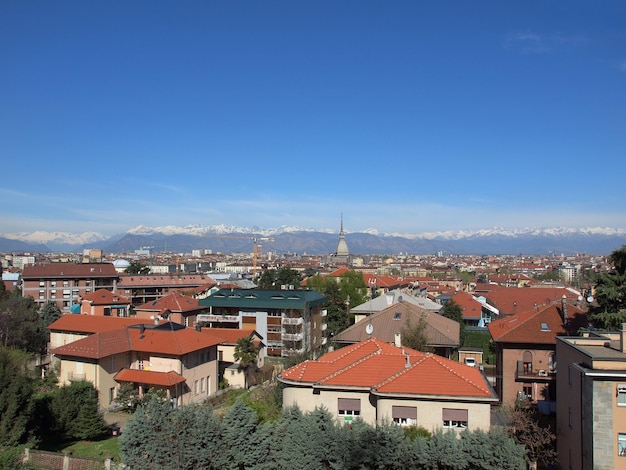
[280, 338, 494, 399]
[199, 288, 327, 309]
[450, 291, 483, 320]
[118, 273, 215, 288]
[51, 323, 223, 359]
[135, 292, 204, 314]
[22, 263, 118, 279]
[81, 289, 130, 306]
[115, 369, 186, 386]
[48, 314, 149, 334]
[334, 301, 459, 347]
[350, 289, 441, 314]
[200, 327, 263, 345]
[488, 301, 586, 344]
[474, 284, 581, 315]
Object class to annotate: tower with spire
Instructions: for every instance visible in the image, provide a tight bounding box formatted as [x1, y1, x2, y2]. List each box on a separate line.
[334, 214, 350, 264]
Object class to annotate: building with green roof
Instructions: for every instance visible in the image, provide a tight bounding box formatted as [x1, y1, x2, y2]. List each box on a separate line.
[198, 288, 328, 357]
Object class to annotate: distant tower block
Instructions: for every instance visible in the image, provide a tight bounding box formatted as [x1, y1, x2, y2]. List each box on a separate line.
[335, 214, 350, 264]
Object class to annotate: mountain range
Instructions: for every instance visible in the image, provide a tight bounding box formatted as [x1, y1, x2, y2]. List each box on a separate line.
[1, 225, 625, 256]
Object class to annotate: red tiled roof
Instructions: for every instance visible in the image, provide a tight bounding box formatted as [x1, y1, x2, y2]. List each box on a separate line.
[114, 369, 186, 386]
[451, 291, 482, 320]
[118, 273, 214, 288]
[48, 314, 149, 334]
[22, 263, 118, 279]
[51, 323, 223, 358]
[281, 338, 493, 398]
[81, 289, 130, 306]
[135, 292, 203, 313]
[488, 302, 586, 344]
[200, 327, 259, 345]
[474, 284, 580, 315]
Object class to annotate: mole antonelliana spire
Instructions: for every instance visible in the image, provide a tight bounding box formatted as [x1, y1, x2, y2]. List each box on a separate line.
[335, 214, 350, 263]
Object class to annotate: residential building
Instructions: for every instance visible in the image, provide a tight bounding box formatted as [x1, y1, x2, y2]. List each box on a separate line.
[279, 338, 497, 431]
[49, 316, 221, 409]
[198, 288, 327, 357]
[333, 299, 460, 359]
[22, 263, 119, 313]
[488, 297, 586, 405]
[350, 289, 441, 323]
[556, 328, 626, 470]
[200, 327, 265, 389]
[116, 272, 217, 306]
[77, 289, 131, 316]
[134, 292, 208, 327]
[449, 290, 498, 327]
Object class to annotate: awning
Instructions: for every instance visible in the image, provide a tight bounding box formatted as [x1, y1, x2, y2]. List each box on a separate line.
[114, 369, 186, 387]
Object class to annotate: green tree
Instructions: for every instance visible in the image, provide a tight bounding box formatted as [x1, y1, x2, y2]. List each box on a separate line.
[589, 245, 626, 329]
[220, 400, 271, 470]
[50, 381, 107, 441]
[323, 281, 349, 336]
[441, 298, 466, 346]
[257, 266, 302, 289]
[401, 316, 431, 352]
[234, 335, 258, 389]
[0, 348, 35, 447]
[461, 428, 526, 470]
[40, 301, 62, 327]
[0, 296, 47, 353]
[125, 260, 151, 275]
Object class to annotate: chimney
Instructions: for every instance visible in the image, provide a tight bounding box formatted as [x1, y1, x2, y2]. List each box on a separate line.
[405, 354, 411, 368]
[561, 295, 568, 326]
[394, 333, 401, 348]
[621, 324, 626, 354]
[386, 293, 394, 306]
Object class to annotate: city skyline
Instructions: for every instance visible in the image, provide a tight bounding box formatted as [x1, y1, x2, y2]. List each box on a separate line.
[2, 2, 625, 237]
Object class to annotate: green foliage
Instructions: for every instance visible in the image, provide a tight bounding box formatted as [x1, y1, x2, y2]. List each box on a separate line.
[39, 302, 62, 328]
[257, 266, 302, 289]
[323, 281, 349, 336]
[50, 381, 108, 441]
[402, 425, 431, 440]
[463, 330, 495, 364]
[125, 261, 150, 275]
[0, 349, 35, 447]
[0, 296, 47, 353]
[589, 245, 626, 329]
[441, 298, 466, 345]
[0, 445, 31, 470]
[234, 335, 258, 388]
[401, 316, 431, 352]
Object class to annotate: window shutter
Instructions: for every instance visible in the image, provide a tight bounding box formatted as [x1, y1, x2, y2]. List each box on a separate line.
[392, 406, 417, 420]
[442, 408, 468, 421]
[338, 398, 360, 411]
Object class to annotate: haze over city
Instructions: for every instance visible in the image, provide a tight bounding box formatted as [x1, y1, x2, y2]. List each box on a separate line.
[2, 1, 625, 237]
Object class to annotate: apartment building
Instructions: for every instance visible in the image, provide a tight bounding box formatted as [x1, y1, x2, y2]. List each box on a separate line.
[22, 263, 119, 313]
[198, 288, 327, 357]
[556, 328, 626, 470]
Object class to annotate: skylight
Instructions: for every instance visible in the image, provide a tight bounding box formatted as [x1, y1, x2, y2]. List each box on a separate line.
[540, 322, 550, 331]
[393, 312, 402, 320]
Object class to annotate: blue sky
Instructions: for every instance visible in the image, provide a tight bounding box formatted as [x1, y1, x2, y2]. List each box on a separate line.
[1, 1, 625, 236]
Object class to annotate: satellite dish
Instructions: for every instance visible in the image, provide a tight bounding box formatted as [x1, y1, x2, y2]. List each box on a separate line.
[577, 295, 583, 302]
[366, 323, 374, 335]
[587, 296, 594, 303]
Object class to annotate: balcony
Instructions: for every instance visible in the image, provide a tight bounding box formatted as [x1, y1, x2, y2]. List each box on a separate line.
[282, 317, 303, 326]
[515, 366, 555, 382]
[282, 333, 304, 341]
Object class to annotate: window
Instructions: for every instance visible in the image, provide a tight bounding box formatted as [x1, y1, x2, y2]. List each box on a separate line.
[109, 387, 115, 405]
[393, 312, 402, 320]
[619, 434, 626, 457]
[392, 406, 417, 426]
[194, 380, 199, 395]
[338, 398, 361, 420]
[442, 408, 468, 429]
[618, 385, 626, 406]
[200, 378, 205, 393]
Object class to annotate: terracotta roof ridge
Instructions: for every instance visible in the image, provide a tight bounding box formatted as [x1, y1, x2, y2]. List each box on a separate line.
[374, 353, 430, 388]
[427, 355, 490, 394]
[319, 349, 382, 383]
[325, 339, 379, 364]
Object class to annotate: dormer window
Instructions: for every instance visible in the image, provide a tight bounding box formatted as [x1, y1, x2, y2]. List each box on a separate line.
[541, 323, 550, 331]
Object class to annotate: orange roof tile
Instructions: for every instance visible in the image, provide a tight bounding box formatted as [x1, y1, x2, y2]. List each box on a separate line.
[115, 369, 186, 386]
[81, 289, 130, 306]
[280, 338, 493, 399]
[51, 323, 222, 358]
[488, 302, 586, 344]
[48, 314, 150, 334]
[135, 292, 204, 313]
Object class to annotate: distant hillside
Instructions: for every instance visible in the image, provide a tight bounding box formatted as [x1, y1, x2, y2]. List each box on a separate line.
[1, 226, 625, 255]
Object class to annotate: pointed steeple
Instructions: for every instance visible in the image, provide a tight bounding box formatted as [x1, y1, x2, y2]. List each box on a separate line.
[335, 214, 350, 259]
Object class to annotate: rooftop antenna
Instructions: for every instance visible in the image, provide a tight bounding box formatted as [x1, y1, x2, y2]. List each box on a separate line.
[366, 278, 376, 337]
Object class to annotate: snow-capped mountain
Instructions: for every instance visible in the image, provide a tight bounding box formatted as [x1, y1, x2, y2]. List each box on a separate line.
[1, 225, 625, 255]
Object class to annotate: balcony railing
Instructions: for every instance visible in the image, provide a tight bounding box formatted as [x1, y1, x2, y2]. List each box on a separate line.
[282, 333, 304, 341]
[282, 317, 303, 325]
[515, 367, 556, 381]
